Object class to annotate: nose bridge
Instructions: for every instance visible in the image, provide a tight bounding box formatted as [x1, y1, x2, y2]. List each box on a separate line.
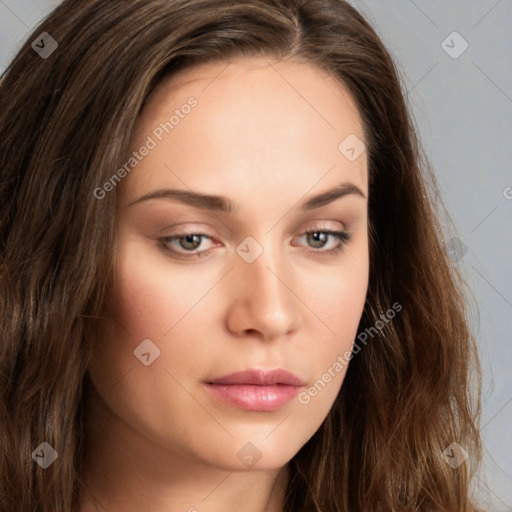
[228, 234, 298, 337]
[240, 236, 286, 304]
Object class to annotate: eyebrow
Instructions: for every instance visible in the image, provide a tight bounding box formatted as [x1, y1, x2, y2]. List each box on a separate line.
[127, 182, 365, 212]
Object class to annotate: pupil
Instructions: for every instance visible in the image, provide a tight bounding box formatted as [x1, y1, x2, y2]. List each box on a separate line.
[182, 234, 200, 249]
[310, 232, 326, 248]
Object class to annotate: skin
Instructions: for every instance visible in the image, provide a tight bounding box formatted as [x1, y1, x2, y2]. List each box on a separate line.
[80, 56, 369, 512]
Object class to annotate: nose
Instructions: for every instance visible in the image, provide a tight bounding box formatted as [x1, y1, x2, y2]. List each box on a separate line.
[225, 243, 301, 341]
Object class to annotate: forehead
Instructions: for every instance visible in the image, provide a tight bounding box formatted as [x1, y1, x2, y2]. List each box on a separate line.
[121, 57, 367, 205]
[144, 57, 363, 137]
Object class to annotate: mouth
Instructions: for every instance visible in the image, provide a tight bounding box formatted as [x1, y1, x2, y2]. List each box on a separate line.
[203, 368, 305, 411]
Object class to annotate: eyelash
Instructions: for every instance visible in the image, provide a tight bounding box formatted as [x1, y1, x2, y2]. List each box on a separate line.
[157, 228, 352, 260]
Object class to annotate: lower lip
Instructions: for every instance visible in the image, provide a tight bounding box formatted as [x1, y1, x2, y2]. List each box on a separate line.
[203, 383, 302, 411]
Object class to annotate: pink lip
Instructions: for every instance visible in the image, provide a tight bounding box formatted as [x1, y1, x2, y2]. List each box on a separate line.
[203, 369, 305, 411]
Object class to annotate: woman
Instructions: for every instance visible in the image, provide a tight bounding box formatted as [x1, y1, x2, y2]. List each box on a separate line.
[0, 0, 483, 510]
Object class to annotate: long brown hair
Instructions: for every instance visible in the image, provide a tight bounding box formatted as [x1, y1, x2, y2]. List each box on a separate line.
[0, 1, 482, 510]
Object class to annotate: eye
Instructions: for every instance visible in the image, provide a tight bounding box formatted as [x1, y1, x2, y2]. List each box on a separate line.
[296, 229, 352, 255]
[158, 232, 215, 259]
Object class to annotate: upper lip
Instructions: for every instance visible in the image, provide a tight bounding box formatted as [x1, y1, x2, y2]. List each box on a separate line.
[206, 368, 305, 386]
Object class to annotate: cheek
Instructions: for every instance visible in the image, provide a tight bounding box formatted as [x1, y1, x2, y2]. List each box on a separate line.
[309, 246, 369, 341]
[322, 270, 367, 327]
[88, 240, 206, 392]
[301, 249, 369, 389]
[290, 272, 368, 439]
[316, 282, 367, 370]
[86, 242, 218, 451]
[111, 240, 209, 340]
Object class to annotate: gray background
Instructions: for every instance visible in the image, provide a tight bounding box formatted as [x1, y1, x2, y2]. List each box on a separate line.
[1, 0, 511, 509]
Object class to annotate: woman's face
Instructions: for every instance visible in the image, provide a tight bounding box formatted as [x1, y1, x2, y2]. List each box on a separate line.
[88, 57, 369, 472]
